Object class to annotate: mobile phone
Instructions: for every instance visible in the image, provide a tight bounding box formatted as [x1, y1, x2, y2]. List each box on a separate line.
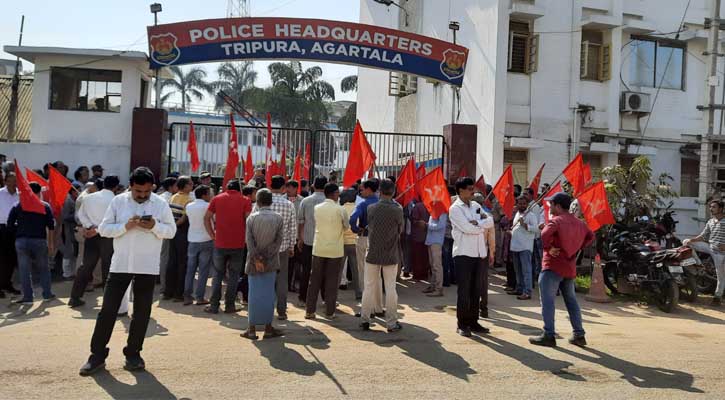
[140, 215, 153, 221]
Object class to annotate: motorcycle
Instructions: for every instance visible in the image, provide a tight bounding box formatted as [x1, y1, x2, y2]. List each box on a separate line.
[602, 230, 699, 312]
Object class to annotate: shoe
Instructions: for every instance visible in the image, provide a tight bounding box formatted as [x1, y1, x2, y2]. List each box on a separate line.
[43, 294, 57, 302]
[79, 355, 106, 376]
[117, 312, 128, 318]
[426, 290, 444, 297]
[374, 311, 386, 318]
[305, 313, 316, 320]
[479, 309, 489, 319]
[529, 334, 557, 347]
[568, 335, 587, 347]
[224, 306, 238, 314]
[387, 322, 403, 332]
[457, 328, 472, 337]
[470, 323, 490, 334]
[183, 297, 193, 306]
[402, 272, 411, 278]
[360, 322, 370, 331]
[517, 294, 532, 300]
[422, 287, 435, 294]
[277, 313, 288, 321]
[713, 297, 722, 306]
[123, 355, 146, 371]
[68, 298, 86, 308]
[13, 298, 33, 305]
[195, 299, 210, 306]
[506, 290, 522, 295]
[203, 305, 219, 314]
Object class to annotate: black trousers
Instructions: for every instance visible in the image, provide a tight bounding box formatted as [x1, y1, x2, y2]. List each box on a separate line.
[298, 244, 313, 302]
[0, 225, 17, 290]
[305, 256, 344, 315]
[505, 258, 517, 289]
[90, 273, 156, 359]
[164, 222, 188, 298]
[70, 235, 113, 299]
[455, 256, 483, 329]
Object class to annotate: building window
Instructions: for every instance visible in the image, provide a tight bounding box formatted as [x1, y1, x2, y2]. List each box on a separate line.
[504, 149, 528, 186]
[580, 31, 611, 81]
[680, 158, 699, 197]
[582, 153, 603, 179]
[50, 67, 122, 112]
[508, 21, 539, 74]
[629, 36, 685, 90]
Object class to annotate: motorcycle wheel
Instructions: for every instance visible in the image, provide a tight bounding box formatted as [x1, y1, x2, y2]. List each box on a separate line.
[680, 275, 698, 303]
[696, 265, 717, 295]
[602, 263, 619, 295]
[657, 279, 679, 313]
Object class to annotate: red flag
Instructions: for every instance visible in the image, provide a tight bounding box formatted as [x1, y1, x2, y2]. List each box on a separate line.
[415, 167, 451, 219]
[396, 157, 417, 207]
[47, 165, 71, 217]
[577, 181, 615, 232]
[293, 152, 302, 195]
[528, 163, 545, 194]
[303, 142, 311, 180]
[562, 153, 586, 196]
[187, 121, 200, 172]
[458, 165, 468, 179]
[583, 163, 592, 186]
[492, 165, 515, 219]
[244, 146, 254, 182]
[223, 114, 240, 190]
[25, 168, 48, 188]
[474, 175, 487, 194]
[343, 121, 376, 187]
[14, 161, 46, 214]
[265, 113, 273, 187]
[542, 181, 563, 223]
[416, 164, 426, 180]
[279, 146, 287, 179]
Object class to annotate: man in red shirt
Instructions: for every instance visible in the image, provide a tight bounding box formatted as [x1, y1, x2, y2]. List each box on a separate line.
[530, 192, 594, 348]
[203, 180, 252, 314]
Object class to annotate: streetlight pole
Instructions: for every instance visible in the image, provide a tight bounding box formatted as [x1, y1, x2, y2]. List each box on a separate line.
[150, 3, 162, 109]
[449, 21, 460, 127]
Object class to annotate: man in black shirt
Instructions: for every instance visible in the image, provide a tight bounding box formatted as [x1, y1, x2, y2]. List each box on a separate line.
[7, 182, 56, 304]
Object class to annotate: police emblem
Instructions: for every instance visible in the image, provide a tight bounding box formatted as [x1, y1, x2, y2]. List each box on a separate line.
[150, 33, 181, 66]
[440, 49, 466, 80]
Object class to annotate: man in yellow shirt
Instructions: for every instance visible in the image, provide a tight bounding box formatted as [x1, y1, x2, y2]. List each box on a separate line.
[305, 183, 350, 319]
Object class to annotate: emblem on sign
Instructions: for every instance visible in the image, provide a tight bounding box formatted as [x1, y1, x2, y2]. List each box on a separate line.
[150, 33, 181, 66]
[440, 49, 466, 80]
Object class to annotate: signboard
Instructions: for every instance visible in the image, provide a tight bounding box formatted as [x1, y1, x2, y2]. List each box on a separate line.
[147, 17, 469, 86]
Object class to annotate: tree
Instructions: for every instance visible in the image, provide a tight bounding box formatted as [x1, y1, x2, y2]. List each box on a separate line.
[160, 66, 212, 111]
[600, 156, 678, 225]
[337, 74, 358, 131]
[212, 61, 258, 111]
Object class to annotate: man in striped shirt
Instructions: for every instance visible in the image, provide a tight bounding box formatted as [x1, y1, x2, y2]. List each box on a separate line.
[684, 199, 725, 306]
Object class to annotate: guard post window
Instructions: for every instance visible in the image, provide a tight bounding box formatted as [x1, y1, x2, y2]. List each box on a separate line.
[629, 36, 685, 90]
[50, 67, 122, 112]
[580, 30, 611, 81]
[508, 21, 539, 74]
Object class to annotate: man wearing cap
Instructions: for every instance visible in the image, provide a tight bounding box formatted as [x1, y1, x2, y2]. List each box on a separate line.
[530, 192, 594, 348]
[199, 171, 216, 196]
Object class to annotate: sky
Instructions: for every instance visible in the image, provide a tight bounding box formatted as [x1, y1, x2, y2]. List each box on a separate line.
[0, 0, 363, 107]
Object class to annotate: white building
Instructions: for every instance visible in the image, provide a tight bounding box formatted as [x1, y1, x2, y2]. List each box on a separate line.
[1, 46, 156, 182]
[357, 0, 725, 237]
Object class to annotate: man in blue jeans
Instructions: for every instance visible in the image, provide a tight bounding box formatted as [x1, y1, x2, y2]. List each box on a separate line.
[7, 182, 56, 304]
[507, 196, 539, 300]
[183, 185, 214, 305]
[530, 192, 594, 347]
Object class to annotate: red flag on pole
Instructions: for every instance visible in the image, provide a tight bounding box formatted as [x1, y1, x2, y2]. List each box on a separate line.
[474, 175, 487, 194]
[396, 157, 417, 207]
[187, 121, 200, 172]
[562, 153, 586, 196]
[304, 142, 311, 180]
[244, 146, 254, 182]
[14, 161, 46, 214]
[293, 151, 302, 194]
[492, 165, 515, 219]
[266, 113, 273, 188]
[47, 165, 71, 217]
[223, 114, 240, 190]
[577, 181, 615, 232]
[542, 181, 563, 223]
[528, 163, 545, 194]
[343, 121, 376, 187]
[25, 168, 48, 188]
[279, 146, 287, 179]
[583, 163, 592, 186]
[416, 164, 426, 180]
[415, 167, 451, 219]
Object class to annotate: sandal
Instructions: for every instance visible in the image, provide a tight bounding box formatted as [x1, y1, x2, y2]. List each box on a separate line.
[240, 331, 258, 340]
[263, 329, 285, 339]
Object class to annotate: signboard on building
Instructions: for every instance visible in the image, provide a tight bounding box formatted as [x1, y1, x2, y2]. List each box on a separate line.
[147, 17, 469, 86]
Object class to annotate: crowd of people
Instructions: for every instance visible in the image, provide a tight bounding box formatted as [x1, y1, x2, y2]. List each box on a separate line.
[0, 157, 596, 376]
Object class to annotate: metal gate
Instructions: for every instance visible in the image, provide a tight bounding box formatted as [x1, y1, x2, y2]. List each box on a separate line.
[167, 122, 445, 183]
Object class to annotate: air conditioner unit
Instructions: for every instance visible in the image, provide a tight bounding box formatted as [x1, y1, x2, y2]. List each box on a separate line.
[620, 91, 651, 113]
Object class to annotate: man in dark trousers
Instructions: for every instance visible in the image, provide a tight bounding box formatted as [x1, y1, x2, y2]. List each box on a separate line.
[80, 167, 176, 375]
[530, 192, 594, 348]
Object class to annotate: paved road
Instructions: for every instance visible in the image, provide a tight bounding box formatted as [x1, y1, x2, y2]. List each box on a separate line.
[1, 274, 723, 399]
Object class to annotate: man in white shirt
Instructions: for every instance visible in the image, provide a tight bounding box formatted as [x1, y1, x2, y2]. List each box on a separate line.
[449, 177, 494, 338]
[79, 167, 176, 376]
[69, 176, 119, 307]
[0, 172, 20, 297]
[508, 196, 540, 300]
[183, 185, 213, 305]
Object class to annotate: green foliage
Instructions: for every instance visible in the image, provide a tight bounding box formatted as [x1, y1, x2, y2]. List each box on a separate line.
[160, 66, 213, 111]
[337, 102, 357, 131]
[600, 156, 678, 225]
[212, 61, 258, 111]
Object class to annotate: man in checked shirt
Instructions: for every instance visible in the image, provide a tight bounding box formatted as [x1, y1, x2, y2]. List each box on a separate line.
[684, 199, 725, 306]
